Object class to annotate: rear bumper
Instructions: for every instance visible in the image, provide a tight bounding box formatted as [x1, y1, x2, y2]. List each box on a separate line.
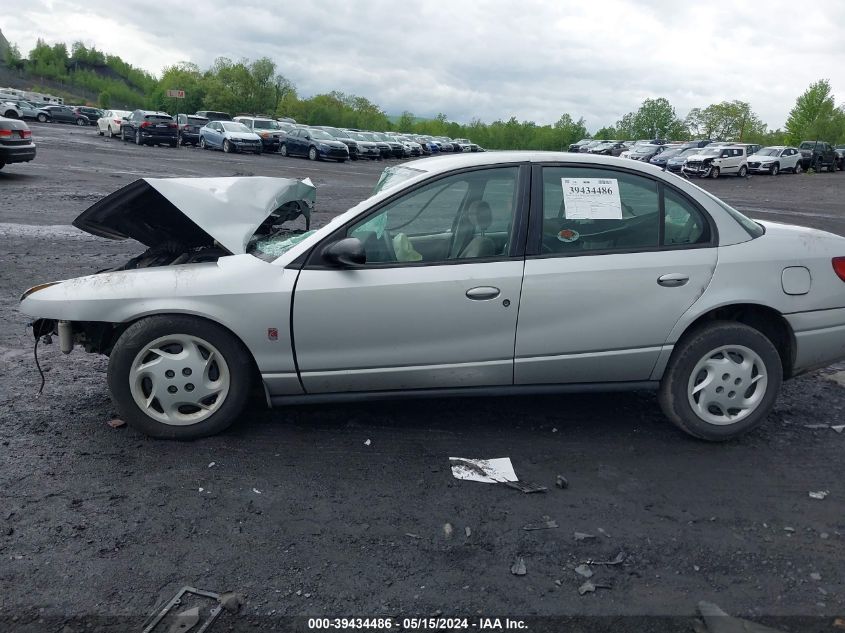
[786, 307, 845, 375]
[0, 143, 37, 163]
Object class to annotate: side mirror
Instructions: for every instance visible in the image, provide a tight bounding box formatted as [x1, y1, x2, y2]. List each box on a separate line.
[322, 237, 366, 268]
[122, 116, 128, 121]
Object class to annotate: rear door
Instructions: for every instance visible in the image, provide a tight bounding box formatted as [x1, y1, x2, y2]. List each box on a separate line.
[291, 165, 529, 394]
[514, 163, 718, 385]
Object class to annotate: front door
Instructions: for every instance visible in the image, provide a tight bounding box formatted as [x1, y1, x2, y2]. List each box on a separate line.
[292, 165, 528, 393]
[514, 164, 718, 384]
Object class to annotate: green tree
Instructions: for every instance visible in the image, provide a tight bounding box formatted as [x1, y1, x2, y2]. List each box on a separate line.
[3, 42, 24, 69]
[396, 110, 416, 131]
[785, 79, 837, 144]
[685, 100, 766, 141]
[98, 90, 111, 108]
[593, 126, 616, 140]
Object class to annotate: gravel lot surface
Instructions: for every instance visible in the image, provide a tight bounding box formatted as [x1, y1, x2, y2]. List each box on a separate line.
[1, 123, 843, 632]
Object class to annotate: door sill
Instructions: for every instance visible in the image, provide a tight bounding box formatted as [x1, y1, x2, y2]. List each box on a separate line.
[268, 381, 658, 406]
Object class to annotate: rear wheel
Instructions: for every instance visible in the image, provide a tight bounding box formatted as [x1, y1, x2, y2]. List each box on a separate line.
[97, 127, 104, 136]
[200, 137, 207, 149]
[135, 130, 142, 145]
[737, 165, 748, 178]
[37, 113, 48, 123]
[829, 161, 837, 173]
[76, 118, 87, 126]
[793, 162, 802, 174]
[658, 321, 782, 441]
[107, 316, 254, 439]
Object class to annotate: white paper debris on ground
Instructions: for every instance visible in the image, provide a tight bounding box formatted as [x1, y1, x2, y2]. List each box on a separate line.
[252, 488, 262, 495]
[832, 425, 844, 433]
[449, 457, 518, 484]
[808, 490, 829, 500]
[208, 461, 216, 468]
[364, 439, 371, 446]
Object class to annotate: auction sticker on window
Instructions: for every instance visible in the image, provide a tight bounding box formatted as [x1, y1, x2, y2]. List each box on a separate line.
[561, 178, 622, 220]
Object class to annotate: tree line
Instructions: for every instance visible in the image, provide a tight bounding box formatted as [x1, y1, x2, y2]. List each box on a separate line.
[3, 38, 844, 150]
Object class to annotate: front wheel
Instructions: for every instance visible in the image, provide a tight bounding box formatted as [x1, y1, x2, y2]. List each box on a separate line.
[658, 321, 782, 441]
[97, 127, 104, 136]
[135, 130, 142, 145]
[107, 315, 254, 439]
[223, 139, 232, 153]
[76, 118, 87, 127]
[200, 137, 207, 149]
[308, 146, 318, 161]
[709, 166, 720, 179]
[279, 144, 288, 157]
[770, 163, 779, 176]
[37, 113, 48, 123]
[793, 162, 802, 174]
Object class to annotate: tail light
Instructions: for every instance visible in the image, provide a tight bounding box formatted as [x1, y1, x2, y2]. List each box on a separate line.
[20, 129, 31, 139]
[140, 121, 151, 128]
[168, 123, 177, 128]
[0, 129, 11, 137]
[833, 257, 845, 282]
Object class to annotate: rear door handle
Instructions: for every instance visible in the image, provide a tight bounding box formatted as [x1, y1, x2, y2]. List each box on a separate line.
[657, 273, 689, 287]
[466, 286, 501, 300]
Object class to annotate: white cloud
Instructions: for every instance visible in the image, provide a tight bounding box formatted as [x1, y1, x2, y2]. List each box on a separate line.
[5, 0, 844, 130]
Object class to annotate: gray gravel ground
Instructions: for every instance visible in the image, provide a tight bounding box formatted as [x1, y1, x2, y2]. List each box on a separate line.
[1, 123, 843, 632]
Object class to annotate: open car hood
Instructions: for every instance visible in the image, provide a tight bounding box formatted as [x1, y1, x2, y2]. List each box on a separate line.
[73, 176, 316, 255]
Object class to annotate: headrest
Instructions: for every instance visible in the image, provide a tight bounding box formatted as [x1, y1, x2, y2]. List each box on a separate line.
[467, 200, 492, 231]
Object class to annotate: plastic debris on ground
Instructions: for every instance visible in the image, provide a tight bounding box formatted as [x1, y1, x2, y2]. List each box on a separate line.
[106, 418, 126, 429]
[364, 439, 371, 446]
[583, 551, 626, 566]
[808, 490, 829, 499]
[510, 557, 527, 576]
[252, 488, 262, 495]
[522, 519, 558, 531]
[443, 523, 454, 539]
[832, 425, 845, 433]
[142, 586, 227, 633]
[573, 531, 596, 541]
[555, 475, 569, 489]
[697, 600, 787, 633]
[577, 580, 611, 595]
[574, 564, 593, 578]
[448, 457, 547, 493]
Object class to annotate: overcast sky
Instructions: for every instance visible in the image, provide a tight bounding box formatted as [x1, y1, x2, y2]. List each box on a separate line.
[5, 1, 844, 130]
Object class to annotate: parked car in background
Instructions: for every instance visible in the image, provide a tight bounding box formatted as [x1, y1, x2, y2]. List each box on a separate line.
[665, 147, 707, 173]
[234, 116, 285, 152]
[579, 140, 606, 153]
[175, 114, 209, 146]
[415, 135, 440, 154]
[280, 127, 349, 161]
[0, 116, 36, 170]
[120, 110, 178, 146]
[678, 140, 712, 150]
[649, 146, 686, 169]
[798, 141, 839, 172]
[747, 146, 803, 175]
[1, 101, 23, 119]
[589, 141, 627, 156]
[96, 110, 132, 137]
[73, 106, 103, 126]
[22, 153, 845, 442]
[5, 100, 40, 119]
[196, 111, 232, 122]
[453, 138, 478, 152]
[276, 121, 296, 134]
[683, 145, 748, 178]
[344, 131, 381, 160]
[353, 131, 391, 158]
[316, 126, 360, 159]
[36, 105, 88, 125]
[199, 120, 262, 153]
[373, 132, 405, 158]
[568, 138, 592, 152]
[628, 144, 668, 162]
[835, 145, 845, 170]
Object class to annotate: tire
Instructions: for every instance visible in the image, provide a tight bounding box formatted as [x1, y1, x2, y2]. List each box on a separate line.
[793, 162, 802, 174]
[709, 166, 720, 179]
[828, 161, 837, 173]
[658, 321, 782, 441]
[737, 165, 747, 178]
[97, 128, 103, 136]
[279, 144, 288, 157]
[770, 163, 779, 176]
[37, 113, 48, 123]
[109, 125, 117, 138]
[308, 146, 318, 161]
[121, 128, 127, 142]
[135, 130, 142, 146]
[107, 315, 254, 440]
[223, 139, 232, 153]
[3, 110, 19, 119]
[200, 137, 207, 149]
[76, 118, 87, 127]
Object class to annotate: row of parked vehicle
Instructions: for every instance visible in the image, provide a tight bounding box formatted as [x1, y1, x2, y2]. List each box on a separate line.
[89, 108, 483, 162]
[568, 138, 845, 178]
[0, 97, 104, 127]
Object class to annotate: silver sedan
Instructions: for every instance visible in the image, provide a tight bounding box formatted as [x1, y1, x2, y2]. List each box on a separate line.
[19, 153, 845, 440]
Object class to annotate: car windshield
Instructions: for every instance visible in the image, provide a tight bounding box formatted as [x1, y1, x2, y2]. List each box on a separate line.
[659, 148, 682, 158]
[254, 120, 281, 130]
[144, 115, 173, 122]
[322, 127, 343, 137]
[221, 122, 251, 133]
[633, 146, 656, 154]
[699, 148, 722, 157]
[799, 142, 817, 149]
[187, 116, 207, 125]
[373, 165, 426, 194]
[757, 148, 780, 156]
[308, 129, 334, 140]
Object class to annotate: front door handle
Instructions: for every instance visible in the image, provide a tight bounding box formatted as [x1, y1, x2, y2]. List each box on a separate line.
[657, 273, 690, 287]
[466, 286, 501, 300]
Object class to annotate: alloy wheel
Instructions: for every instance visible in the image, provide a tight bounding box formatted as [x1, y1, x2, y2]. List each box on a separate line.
[687, 345, 768, 426]
[128, 334, 231, 426]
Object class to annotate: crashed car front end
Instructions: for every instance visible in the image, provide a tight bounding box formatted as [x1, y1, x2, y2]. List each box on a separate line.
[20, 176, 316, 380]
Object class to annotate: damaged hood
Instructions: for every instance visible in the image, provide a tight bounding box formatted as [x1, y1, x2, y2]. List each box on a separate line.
[73, 176, 316, 255]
